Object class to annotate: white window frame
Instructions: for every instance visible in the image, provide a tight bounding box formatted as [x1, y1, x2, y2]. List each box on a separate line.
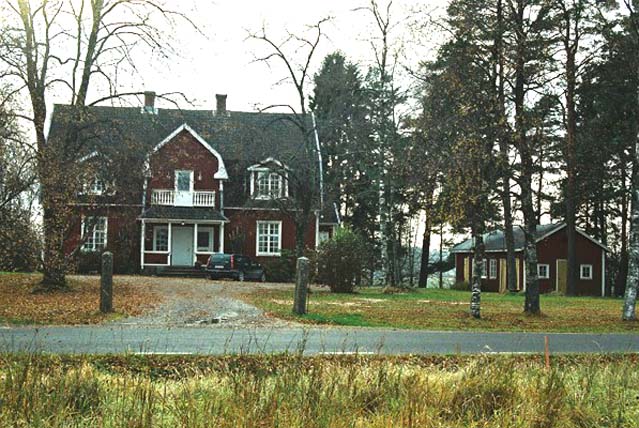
[256, 220, 282, 256]
[489, 259, 497, 279]
[152, 226, 169, 253]
[580, 264, 593, 280]
[481, 259, 488, 279]
[81, 177, 107, 196]
[253, 170, 285, 199]
[196, 226, 215, 253]
[81, 216, 108, 252]
[537, 263, 550, 279]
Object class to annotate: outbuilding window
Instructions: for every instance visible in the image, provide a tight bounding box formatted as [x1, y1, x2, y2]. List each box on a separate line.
[256, 221, 281, 256]
[580, 264, 593, 280]
[537, 264, 550, 279]
[481, 260, 488, 279]
[489, 259, 497, 279]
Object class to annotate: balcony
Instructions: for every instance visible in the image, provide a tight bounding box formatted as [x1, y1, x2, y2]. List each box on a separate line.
[151, 189, 216, 207]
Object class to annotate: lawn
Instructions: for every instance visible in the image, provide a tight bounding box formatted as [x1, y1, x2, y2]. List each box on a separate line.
[1, 353, 637, 427]
[241, 286, 639, 333]
[0, 273, 161, 325]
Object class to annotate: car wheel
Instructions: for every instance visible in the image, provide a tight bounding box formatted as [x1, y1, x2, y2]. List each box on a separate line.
[260, 272, 266, 283]
[209, 274, 215, 280]
[238, 271, 245, 282]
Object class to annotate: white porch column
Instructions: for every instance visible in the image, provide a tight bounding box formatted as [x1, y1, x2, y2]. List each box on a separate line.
[193, 223, 199, 264]
[168, 222, 173, 265]
[140, 219, 146, 270]
[219, 222, 225, 253]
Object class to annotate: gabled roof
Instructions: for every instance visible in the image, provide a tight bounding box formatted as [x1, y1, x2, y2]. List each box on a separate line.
[450, 223, 610, 253]
[48, 104, 308, 166]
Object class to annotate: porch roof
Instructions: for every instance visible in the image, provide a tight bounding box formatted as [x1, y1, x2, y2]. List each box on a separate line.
[139, 206, 228, 222]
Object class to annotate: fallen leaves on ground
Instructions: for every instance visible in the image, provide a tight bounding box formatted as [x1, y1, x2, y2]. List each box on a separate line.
[0, 274, 162, 325]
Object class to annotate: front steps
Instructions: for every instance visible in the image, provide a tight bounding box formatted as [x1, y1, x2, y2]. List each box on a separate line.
[157, 266, 209, 278]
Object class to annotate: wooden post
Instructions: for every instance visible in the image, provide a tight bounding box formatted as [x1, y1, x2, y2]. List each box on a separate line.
[293, 257, 309, 315]
[100, 251, 113, 313]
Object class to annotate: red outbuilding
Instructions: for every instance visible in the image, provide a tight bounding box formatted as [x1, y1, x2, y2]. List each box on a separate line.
[450, 223, 609, 296]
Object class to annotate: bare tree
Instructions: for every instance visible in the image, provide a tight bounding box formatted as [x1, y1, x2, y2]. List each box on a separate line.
[0, 0, 195, 289]
[247, 18, 330, 258]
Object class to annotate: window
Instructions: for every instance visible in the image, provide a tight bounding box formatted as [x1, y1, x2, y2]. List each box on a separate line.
[197, 227, 214, 252]
[580, 264, 593, 280]
[256, 171, 283, 199]
[256, 221, 281, 256]
[481, 260, 487, 279]
[82, 217, 107, 252]
[319, 231, 330, 244]
[175, 170, 192, 192]
[82, 177, 106, 195]
[153, 226, 168, 252]
[489, 259, 497, 279]
[538, 264, 550, 279]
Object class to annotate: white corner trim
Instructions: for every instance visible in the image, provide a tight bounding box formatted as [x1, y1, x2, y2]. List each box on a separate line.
[149, 123, 229, 179]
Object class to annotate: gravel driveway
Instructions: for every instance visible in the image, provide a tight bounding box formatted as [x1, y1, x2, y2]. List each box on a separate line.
[114, 277, 297, 328]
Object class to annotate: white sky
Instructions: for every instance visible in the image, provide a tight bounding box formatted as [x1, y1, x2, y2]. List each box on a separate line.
[98, 0, 448, 112]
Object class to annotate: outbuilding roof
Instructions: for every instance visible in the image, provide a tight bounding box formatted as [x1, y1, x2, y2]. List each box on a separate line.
[450, 223, 609, 253]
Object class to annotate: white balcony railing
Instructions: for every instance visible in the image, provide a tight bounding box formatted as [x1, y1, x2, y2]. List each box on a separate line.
[151, 189, 175, 206]
[151, 190, 216, 207]
[193, 191, 216, 207]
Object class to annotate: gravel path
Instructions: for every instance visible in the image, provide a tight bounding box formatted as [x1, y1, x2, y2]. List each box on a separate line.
[113, 277, 297, 328]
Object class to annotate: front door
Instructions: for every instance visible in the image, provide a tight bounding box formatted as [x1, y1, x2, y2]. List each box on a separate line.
[171, 226, 193, 266]
[499, 258, 507, 293]
[557, 259, 568, 293]
[175, 170, 193, 206]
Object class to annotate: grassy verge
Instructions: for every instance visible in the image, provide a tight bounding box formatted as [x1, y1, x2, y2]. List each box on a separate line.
[0, 353, 637, 427]
[241, 286, 639, 333]
[0, 273, 161, 325]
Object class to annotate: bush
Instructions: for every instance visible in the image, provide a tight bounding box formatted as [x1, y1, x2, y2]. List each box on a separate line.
[0, 208, 40, 272]
[261, 249, 317, 283]
[261, 249, 297, 282]
[316, 228, 369, 293]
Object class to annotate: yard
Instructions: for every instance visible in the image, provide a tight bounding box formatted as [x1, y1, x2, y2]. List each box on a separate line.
[0, 273, 161, 325]
[241, 286, 639, 333]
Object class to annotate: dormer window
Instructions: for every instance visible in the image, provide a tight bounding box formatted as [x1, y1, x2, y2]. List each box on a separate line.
[248, 158, 289, 200]
[256, 171, 283, 199]
[82, 177, 107, 195]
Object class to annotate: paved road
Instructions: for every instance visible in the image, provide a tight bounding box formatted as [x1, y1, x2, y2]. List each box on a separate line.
[1, 326, 638, 355]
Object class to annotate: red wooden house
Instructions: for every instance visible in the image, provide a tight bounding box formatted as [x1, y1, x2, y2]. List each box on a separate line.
[450, 223, 609, 296]
[52, 93, 339, 274]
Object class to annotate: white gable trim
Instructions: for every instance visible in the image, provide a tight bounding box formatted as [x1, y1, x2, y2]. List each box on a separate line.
[150, 123, 228, 179]
[247, 157, 289, 171]
[79, 151, 99, 162]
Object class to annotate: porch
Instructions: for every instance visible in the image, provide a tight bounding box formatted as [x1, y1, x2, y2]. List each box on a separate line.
[139, 206, 228, 270]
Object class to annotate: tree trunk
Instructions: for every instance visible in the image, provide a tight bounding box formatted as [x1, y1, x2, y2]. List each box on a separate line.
[439, 221, 444, 289]
[496, 0, 517, 292]
[470, 221, 485, 319]
[622, 47, 639, 320]
[617, 160, 630, 297]
[565, 34, 579, 297]
[418, 189, 434, 288]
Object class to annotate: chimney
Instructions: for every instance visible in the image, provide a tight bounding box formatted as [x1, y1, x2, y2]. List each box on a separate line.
[143, 91, 156, 113]
[215, 94, 227, 115]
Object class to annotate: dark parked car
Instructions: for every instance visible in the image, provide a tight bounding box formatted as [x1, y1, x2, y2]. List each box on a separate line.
[206, 253, 266, 282]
